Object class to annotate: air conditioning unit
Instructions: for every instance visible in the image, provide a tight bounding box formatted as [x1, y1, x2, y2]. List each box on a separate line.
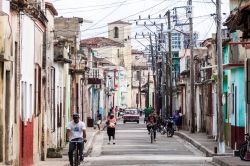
[0, 0, 10, 15]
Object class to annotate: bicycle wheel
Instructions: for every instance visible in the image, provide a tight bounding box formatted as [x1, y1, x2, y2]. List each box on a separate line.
[239, 143, 247, 161]
[150, 129, 153, 143]
[167, 128, 174, 137]
[73, 146, 79, 166]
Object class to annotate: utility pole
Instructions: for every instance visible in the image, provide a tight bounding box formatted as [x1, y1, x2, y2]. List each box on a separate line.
[139, 69, 142, 109]
[155, 35, 159, 113]
[147, 71, 150, 108]
[167, 10, 173, 117]
[188, 0, 195, 133]
[216, 0, 225, 153]
[160, 23, 166, 119]
[150, 34, 156, 109]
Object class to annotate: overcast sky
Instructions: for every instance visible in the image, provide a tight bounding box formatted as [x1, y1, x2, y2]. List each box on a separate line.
[51, 0, 229, 50]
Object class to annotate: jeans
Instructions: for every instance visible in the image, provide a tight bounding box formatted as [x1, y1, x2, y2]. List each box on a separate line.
[68, 138, 84, 166]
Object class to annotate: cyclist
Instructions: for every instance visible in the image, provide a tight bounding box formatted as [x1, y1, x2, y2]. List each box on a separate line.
[146, 111, 157, 141]
[66, 113, 87, 166]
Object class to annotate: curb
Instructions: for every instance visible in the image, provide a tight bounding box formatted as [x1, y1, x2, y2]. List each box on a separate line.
[84, 130, 100, 156]
[212, 157, 231, 166]
[175, 131, 232, 157]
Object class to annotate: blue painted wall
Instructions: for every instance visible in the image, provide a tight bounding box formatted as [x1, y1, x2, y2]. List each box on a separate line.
[230, 67, 245, 127]
[223, 44, 229, 123]
[223, 45, 229, 64]
[92, 87, 98, 121]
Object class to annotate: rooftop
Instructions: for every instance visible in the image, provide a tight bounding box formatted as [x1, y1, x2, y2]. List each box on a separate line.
[108, 20, 132, 25]
[132, 49, 144, 55]
[45, 2, 58, 16]
[80, 37, 124, 48]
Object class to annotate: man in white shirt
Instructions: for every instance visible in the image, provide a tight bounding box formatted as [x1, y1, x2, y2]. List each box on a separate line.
[66, 113, 87, 166]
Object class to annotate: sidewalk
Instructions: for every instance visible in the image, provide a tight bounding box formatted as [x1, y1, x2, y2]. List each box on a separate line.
[175, 130, 250, 166]
[213, 156, 250, 166]
[36, 127, 100, 166]
[175, 130, 233, 157]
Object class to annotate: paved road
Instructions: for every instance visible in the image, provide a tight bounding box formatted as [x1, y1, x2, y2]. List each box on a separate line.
[84, 117, 215, 166]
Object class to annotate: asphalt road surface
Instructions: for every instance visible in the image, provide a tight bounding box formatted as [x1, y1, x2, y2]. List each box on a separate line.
[84, 117, 215, 166]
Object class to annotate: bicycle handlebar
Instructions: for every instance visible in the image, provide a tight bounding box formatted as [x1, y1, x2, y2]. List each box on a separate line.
[70, 140, 84, 143]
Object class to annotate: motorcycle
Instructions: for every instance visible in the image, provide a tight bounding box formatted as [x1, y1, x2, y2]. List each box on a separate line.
[158, 118, 174, 137]
[166, 117, 174, 137]
[239, 133, 250, 161]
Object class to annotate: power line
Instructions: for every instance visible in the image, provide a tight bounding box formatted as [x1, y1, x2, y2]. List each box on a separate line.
[59, 0, 143, 14]
[58, 1, 128, 10]
[84, 0, 183, 37]
[83, 1, 128, 32]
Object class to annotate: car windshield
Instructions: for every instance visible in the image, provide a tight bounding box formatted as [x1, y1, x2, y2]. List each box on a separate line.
[125, 110, 137, 115]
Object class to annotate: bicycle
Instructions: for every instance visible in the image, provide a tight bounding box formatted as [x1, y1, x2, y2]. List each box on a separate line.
[166, 118, 174, 137]
[239, 133, 250, 161]
[70, 138, 84, 166]
[148, 124, 155, 143]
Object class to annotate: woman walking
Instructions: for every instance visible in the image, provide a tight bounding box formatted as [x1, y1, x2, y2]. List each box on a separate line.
[106, 114, 116, 144]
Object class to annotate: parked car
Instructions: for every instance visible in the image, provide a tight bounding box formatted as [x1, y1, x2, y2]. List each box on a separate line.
[123, 109, 140, 124]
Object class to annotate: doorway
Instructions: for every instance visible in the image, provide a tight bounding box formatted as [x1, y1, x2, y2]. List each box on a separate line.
[0, 62, 3, 162]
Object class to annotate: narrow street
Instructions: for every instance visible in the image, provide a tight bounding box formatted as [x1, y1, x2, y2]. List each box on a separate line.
[85, 117, 215, 166]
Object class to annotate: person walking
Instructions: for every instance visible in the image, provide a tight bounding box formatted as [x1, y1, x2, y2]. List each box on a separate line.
[96, 110, 102, 130]
[66, 113, 87, 166]
[106, 114, 116, 144]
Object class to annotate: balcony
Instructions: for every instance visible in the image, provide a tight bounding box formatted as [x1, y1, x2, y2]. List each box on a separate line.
[88, 68, 103, 84]
[54, 44, 72, 64]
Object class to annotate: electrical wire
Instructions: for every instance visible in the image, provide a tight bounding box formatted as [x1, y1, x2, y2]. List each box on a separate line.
[58, 1, 128, 11]
[82, 1, 128, 32]
[84, 0, 183, 37]
[202, 19, 215, 40]
[59, 0, 143, 14]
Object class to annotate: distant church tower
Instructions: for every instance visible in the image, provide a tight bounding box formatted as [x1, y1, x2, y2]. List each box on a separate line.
[108, 20, 133, 108]
[108, 20, 131, 44]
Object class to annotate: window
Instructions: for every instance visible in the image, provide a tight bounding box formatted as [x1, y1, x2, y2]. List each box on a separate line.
[29, 84, 32, 120]
[114, 27, 119, 38]
[57, 86, 62, 127]
[117, 49, 120, 58]
[14, 42, 18, 123]
[51, 67, 55, 131]
[232, 83, 234, 114]
[247, 59, 250, 103]
[76, 83, 79, 113]
[34, 64, 41, 116]
[63, 87, 66, 117]
[235, 86, 237, 115]
[136, 71, 140, 80]
[136, 93, 139, 105]
[21, 81, 27, 122]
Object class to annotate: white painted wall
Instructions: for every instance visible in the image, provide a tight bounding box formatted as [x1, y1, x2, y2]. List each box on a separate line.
[20, 14, 35, 122]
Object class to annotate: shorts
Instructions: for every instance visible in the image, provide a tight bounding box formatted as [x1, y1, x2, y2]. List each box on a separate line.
[97, 120, 101, 125]
[107, 127, 115, 136]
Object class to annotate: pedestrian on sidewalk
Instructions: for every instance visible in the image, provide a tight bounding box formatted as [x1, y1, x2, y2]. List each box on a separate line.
[96, 110, 102, 130]
[106, 114, 116, 144]
[176, 107, 182, 131]
[66, 113, 87, 166]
